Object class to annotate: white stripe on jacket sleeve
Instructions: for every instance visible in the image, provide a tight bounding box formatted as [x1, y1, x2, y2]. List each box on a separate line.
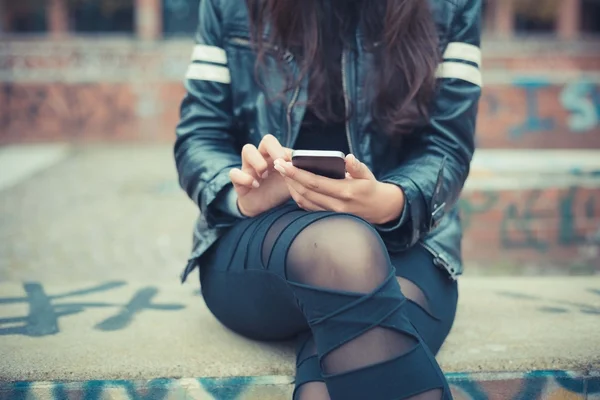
[442, 42, 481, 67]
[190, 44, 228, 65]
[185, 63, 231, 84]
[436, 62, 483, 87]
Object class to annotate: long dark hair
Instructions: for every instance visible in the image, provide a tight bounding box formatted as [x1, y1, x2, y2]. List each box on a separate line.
[246, 0, 440, 137]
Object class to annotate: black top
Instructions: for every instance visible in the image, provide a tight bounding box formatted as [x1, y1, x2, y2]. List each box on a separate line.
[294, 110, 350, 154]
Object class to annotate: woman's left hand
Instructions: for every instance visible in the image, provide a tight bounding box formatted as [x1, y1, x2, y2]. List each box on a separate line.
[273, 154, 405, 225]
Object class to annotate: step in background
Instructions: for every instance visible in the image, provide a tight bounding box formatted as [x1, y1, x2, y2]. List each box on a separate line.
[461, 150, 600, 275]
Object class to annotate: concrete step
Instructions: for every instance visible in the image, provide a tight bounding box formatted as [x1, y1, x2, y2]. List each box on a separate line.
[461, 150, 600, 275]
[0, 277, 599, 399]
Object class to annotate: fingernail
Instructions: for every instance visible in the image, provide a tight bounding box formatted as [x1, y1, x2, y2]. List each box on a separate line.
[252, 180, 260, 188]
[262, 171, 269, 179]
[274, 164, 286, 175]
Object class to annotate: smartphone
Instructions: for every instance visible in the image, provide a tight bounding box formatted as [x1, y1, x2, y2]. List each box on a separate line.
[291, 150, 346, 179]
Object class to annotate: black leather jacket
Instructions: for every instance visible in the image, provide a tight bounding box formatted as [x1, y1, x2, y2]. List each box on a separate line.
[175, 0, 482, 282]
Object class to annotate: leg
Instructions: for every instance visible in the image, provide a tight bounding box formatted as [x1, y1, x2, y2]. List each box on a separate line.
[392, 246, 458, 356]
[264, 213, 452, 399]
[200, 204, 310, 341]
[293, 244, 459, 400]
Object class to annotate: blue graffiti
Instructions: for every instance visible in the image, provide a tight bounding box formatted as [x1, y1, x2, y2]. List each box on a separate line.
[202, 377, 252, 400]
[2, 372, 599, 400]
[510, 79, 555, 138]
[509, 78, 600, 138]
[83, 379, 171, 400]
[560, 80, 600, 132]
[0, 282, 185, 337]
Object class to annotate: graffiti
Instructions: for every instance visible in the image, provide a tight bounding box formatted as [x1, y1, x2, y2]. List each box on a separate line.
[457, 192, 499, 231]
[460, 187, 600, 253]
[0, 371, 598, 399]
[477, 79, 600, 149]
[509, 79, 556, 138]
[0, 282, 185, 336]
[558, 187, 598, 246]
[509, 78, 600, 137]
[500, 190, 551, 251]
[0, 83, 136, 140]
[560, 80, 600, 132]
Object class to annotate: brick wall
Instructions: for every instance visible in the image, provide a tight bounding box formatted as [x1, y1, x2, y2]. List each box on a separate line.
[1, 38, 599, 148]
[460, 186, 600, 270]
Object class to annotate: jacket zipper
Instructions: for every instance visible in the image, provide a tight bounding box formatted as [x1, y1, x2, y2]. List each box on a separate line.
[419, 242, 456, 278]
[233, 35, 297, 146]
[285, 50, 300, 147]
[230, 37, 280, 53]
[230, 37, 251, 46]
[341, 51, 354, 155]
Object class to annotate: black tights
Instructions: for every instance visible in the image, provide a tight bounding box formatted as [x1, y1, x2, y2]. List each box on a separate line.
[200, 204, 458, 399]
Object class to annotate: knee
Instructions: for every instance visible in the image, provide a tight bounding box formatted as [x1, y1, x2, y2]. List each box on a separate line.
[285, 215, 390, 293]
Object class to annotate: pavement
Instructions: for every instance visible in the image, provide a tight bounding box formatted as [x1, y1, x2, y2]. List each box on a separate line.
[1, 144, 600, 399]
[0, 277, 599, 399]
[1, 277, 600, 381]
[2, 144, 600, 281]
[0, 144, 197, 282]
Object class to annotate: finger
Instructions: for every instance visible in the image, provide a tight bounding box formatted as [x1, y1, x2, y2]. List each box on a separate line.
[345, 154, 375, 180]
[241, 144, 269, 179]
[287, 184, 326, 212]
[258, 134, 290, 164]
[284, 177, 344, 212]
[274, 159, 346, 198]
[230, 168, 259, 196]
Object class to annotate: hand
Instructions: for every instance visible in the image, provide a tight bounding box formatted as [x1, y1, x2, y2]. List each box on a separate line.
[229, 134, 293, 217]
[273, 154, 405, 224]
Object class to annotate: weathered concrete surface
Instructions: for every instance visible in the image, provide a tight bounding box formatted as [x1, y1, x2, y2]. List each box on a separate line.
[0, 144, 70, 191]
[1, 145, 599, 281]
[0, 277, 598, 382]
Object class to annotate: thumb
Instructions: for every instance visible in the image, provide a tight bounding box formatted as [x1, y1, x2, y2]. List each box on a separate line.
[345, 154, 375, 180]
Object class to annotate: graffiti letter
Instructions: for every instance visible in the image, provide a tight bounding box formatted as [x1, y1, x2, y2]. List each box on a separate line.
[558, 187, 597, 246]
[501, 191, 550, 251]
[560, 81, 599, 132]
[510, 79, 555, 138]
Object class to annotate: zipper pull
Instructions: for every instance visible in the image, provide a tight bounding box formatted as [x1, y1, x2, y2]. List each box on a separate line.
[283, 50, 294, 63]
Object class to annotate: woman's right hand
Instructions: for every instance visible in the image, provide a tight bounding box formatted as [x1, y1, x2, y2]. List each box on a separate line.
[229, 134, 293, 217]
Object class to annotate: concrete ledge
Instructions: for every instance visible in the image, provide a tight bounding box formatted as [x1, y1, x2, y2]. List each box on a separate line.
[0, 277, 599, 399]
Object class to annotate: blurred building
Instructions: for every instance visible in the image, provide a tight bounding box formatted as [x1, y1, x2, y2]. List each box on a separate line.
[0, 0, 598, 145]
[0, 0, 599, 270]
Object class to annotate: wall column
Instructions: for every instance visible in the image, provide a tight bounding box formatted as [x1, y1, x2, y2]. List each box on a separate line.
[47, 0, 69, 37]
[135, 0, 162, 40]
[493, 0, 515, 37]
[557, 0, 581, 39]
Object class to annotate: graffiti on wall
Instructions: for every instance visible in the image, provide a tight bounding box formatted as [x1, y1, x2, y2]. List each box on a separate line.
[477, 79, 600, 148]
[1, 63, 599, 145]
[0, 371, 598, 400]
[459, 187, 600, 253]
[0, 282, 185, 336]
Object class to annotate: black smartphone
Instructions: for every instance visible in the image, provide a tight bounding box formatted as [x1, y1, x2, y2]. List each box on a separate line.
[291, 150, 346, 179]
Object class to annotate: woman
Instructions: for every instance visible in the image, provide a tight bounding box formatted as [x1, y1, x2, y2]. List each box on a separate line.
[175, 0, 481, 398]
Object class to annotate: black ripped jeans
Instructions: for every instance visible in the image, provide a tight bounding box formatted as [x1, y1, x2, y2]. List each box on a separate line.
[200, 203, 458, 400]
